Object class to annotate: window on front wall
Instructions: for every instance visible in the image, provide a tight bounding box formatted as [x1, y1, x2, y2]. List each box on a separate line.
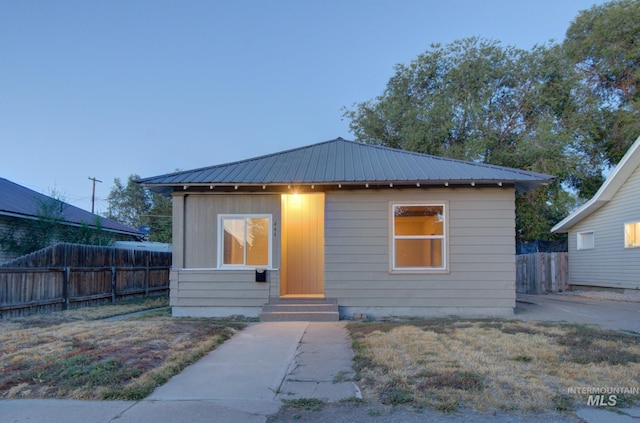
[576, 231, 595, 250]
[392, 203, 446, 271]
[219, 215, 271, 267]
[624, 222, 640, 248]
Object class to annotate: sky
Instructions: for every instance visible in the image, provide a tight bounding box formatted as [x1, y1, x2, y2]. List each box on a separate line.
[1, 0, 608, 214]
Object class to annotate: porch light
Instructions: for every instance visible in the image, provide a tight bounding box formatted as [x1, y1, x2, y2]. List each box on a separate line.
[365, 183, 369, 188]
[471, 182, 476, 187]
[444, 182, 449, 187]
[234, 185, 239, 190]
[389, 183, 393, 188]
[262, 185, 266, 189]
[416, 183, 420, 187]
[498, 182, 503, 187]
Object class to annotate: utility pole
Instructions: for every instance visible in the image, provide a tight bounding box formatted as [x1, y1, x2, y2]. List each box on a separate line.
[88, 176, 103, 214]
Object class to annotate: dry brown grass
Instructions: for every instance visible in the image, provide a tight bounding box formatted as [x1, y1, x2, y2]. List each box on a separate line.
[0, 300, 244, 400]
[348, 320, 640, 412]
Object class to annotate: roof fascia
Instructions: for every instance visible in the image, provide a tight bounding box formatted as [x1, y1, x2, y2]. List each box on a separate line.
[552, 135, 640, 233]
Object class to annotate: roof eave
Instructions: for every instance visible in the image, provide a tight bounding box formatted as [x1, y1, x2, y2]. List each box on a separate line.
[551, 135, 640, 233]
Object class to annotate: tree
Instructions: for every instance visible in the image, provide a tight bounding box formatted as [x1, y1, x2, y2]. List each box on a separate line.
[344, 37, 584, 242]
[106, 174, 172, 243]
[563, 0, 640, 167]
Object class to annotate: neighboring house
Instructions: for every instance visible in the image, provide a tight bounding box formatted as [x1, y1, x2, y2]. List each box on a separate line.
[552, 136, 640, 292]
[0, 177, 142, 264]
[139, 138, 552, 319]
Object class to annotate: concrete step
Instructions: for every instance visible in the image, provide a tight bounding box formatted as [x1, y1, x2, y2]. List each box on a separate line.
[260, 311, 339, 322]
[261, 303, 338, 313]
[260, 298, 339, 322]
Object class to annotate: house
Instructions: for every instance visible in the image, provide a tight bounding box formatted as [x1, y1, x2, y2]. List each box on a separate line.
[139, 138, 552, 319]
[0, 177, 142, 264]
[552, 135, 640, 292]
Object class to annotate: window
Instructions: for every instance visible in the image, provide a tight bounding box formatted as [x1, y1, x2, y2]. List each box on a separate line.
[219, 215, 271, 267]
[576, 231, 595, 250]
[391, 203, 446, 271]
[625, 222, 640, 248]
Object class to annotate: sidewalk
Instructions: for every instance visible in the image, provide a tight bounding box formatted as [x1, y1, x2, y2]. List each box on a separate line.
[0, 322, 360, 423]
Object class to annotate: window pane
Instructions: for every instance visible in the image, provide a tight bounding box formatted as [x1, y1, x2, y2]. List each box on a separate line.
[247, 217, 269, 266]
[625, 222, 640, 248]
[223, 219, 245, 265]
[395, 239, 443, 267]
[577, 231, 594, 250]
[394, 206, 443, 236]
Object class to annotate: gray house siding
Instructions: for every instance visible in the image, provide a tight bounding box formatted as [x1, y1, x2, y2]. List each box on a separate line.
[170, 193, 281, 317]
[168, 187, 517, 318]
[567, 165, 640, 290]
[325, 188, 516, 317]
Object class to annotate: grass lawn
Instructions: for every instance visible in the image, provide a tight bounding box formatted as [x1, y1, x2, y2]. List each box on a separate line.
[0, 298, 246, 400]
[348, 319, 640, 413]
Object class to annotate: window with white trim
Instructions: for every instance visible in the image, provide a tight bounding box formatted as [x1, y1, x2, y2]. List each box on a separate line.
[219, 215, 272, 267]
[391, 203, 446, 271]
[624, 222, 640, 248]
[576, 231, 595, 250]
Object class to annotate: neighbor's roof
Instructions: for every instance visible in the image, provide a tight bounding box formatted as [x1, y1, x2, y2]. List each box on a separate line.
[139, 137, 553, 193]
[0, 178, 142, 237]
[552, 135, 640, 233]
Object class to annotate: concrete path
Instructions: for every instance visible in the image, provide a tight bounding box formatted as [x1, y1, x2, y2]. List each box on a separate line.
[516, 293, 640, 332]
[0, 322, 360, 423]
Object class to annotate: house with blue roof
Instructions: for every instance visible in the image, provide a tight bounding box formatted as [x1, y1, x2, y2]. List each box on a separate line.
[0, 178, 142, 264]
[139, 137, 552, 320]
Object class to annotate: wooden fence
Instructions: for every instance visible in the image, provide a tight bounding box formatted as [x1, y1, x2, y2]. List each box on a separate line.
[516, 252, 569, 294]
[0, 243, 171, 318]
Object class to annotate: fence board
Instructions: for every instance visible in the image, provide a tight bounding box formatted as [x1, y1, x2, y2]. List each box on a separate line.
[516, 252, 568, 294]
[0, 243, 171, 318]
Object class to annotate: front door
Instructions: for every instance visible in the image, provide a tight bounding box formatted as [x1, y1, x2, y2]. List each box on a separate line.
[280, 193, 324, 296]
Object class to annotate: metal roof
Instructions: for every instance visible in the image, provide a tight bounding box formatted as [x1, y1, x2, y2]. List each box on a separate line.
[139, 138, 553, 192]
[0, 177, 142, 237]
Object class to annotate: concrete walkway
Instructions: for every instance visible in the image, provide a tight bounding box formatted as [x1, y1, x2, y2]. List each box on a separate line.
[0, 322, 360, 423]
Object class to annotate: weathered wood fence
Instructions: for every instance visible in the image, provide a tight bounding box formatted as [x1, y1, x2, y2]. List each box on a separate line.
[516, 252, 569, 294]
[0, 243, 171, 318]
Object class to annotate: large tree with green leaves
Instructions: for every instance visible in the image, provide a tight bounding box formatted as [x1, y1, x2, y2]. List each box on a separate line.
[563, 0, 640, 168]
[344, 37, 585, 242]
[106, 174, 172, 243]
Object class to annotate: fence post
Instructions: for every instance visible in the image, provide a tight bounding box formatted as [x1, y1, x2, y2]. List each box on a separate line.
[111, 266, 116, 303]
[62, 267, 70, 310]
[145, 253, 150, 296]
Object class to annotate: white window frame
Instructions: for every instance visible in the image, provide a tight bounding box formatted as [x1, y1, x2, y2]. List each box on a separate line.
[390, 202, 448, 273]
[218, 214, 272, 269]
[576, 230, 595, 250]
[624, 221, 640, 248]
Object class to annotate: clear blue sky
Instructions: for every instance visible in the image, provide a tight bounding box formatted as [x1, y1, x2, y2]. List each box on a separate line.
[1, 0, 606, 214]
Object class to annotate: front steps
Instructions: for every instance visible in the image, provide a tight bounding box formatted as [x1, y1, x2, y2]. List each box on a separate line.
[260, 298, 339, 322]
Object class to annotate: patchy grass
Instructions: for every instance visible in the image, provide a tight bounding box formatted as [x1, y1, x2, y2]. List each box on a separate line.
[0, 301, 244, 400]
[348, 319, 640, 413]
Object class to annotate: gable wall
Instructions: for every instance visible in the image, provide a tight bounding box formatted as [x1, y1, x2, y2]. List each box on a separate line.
[567, 164, 640, 290]
[324, 187, 516, 317]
